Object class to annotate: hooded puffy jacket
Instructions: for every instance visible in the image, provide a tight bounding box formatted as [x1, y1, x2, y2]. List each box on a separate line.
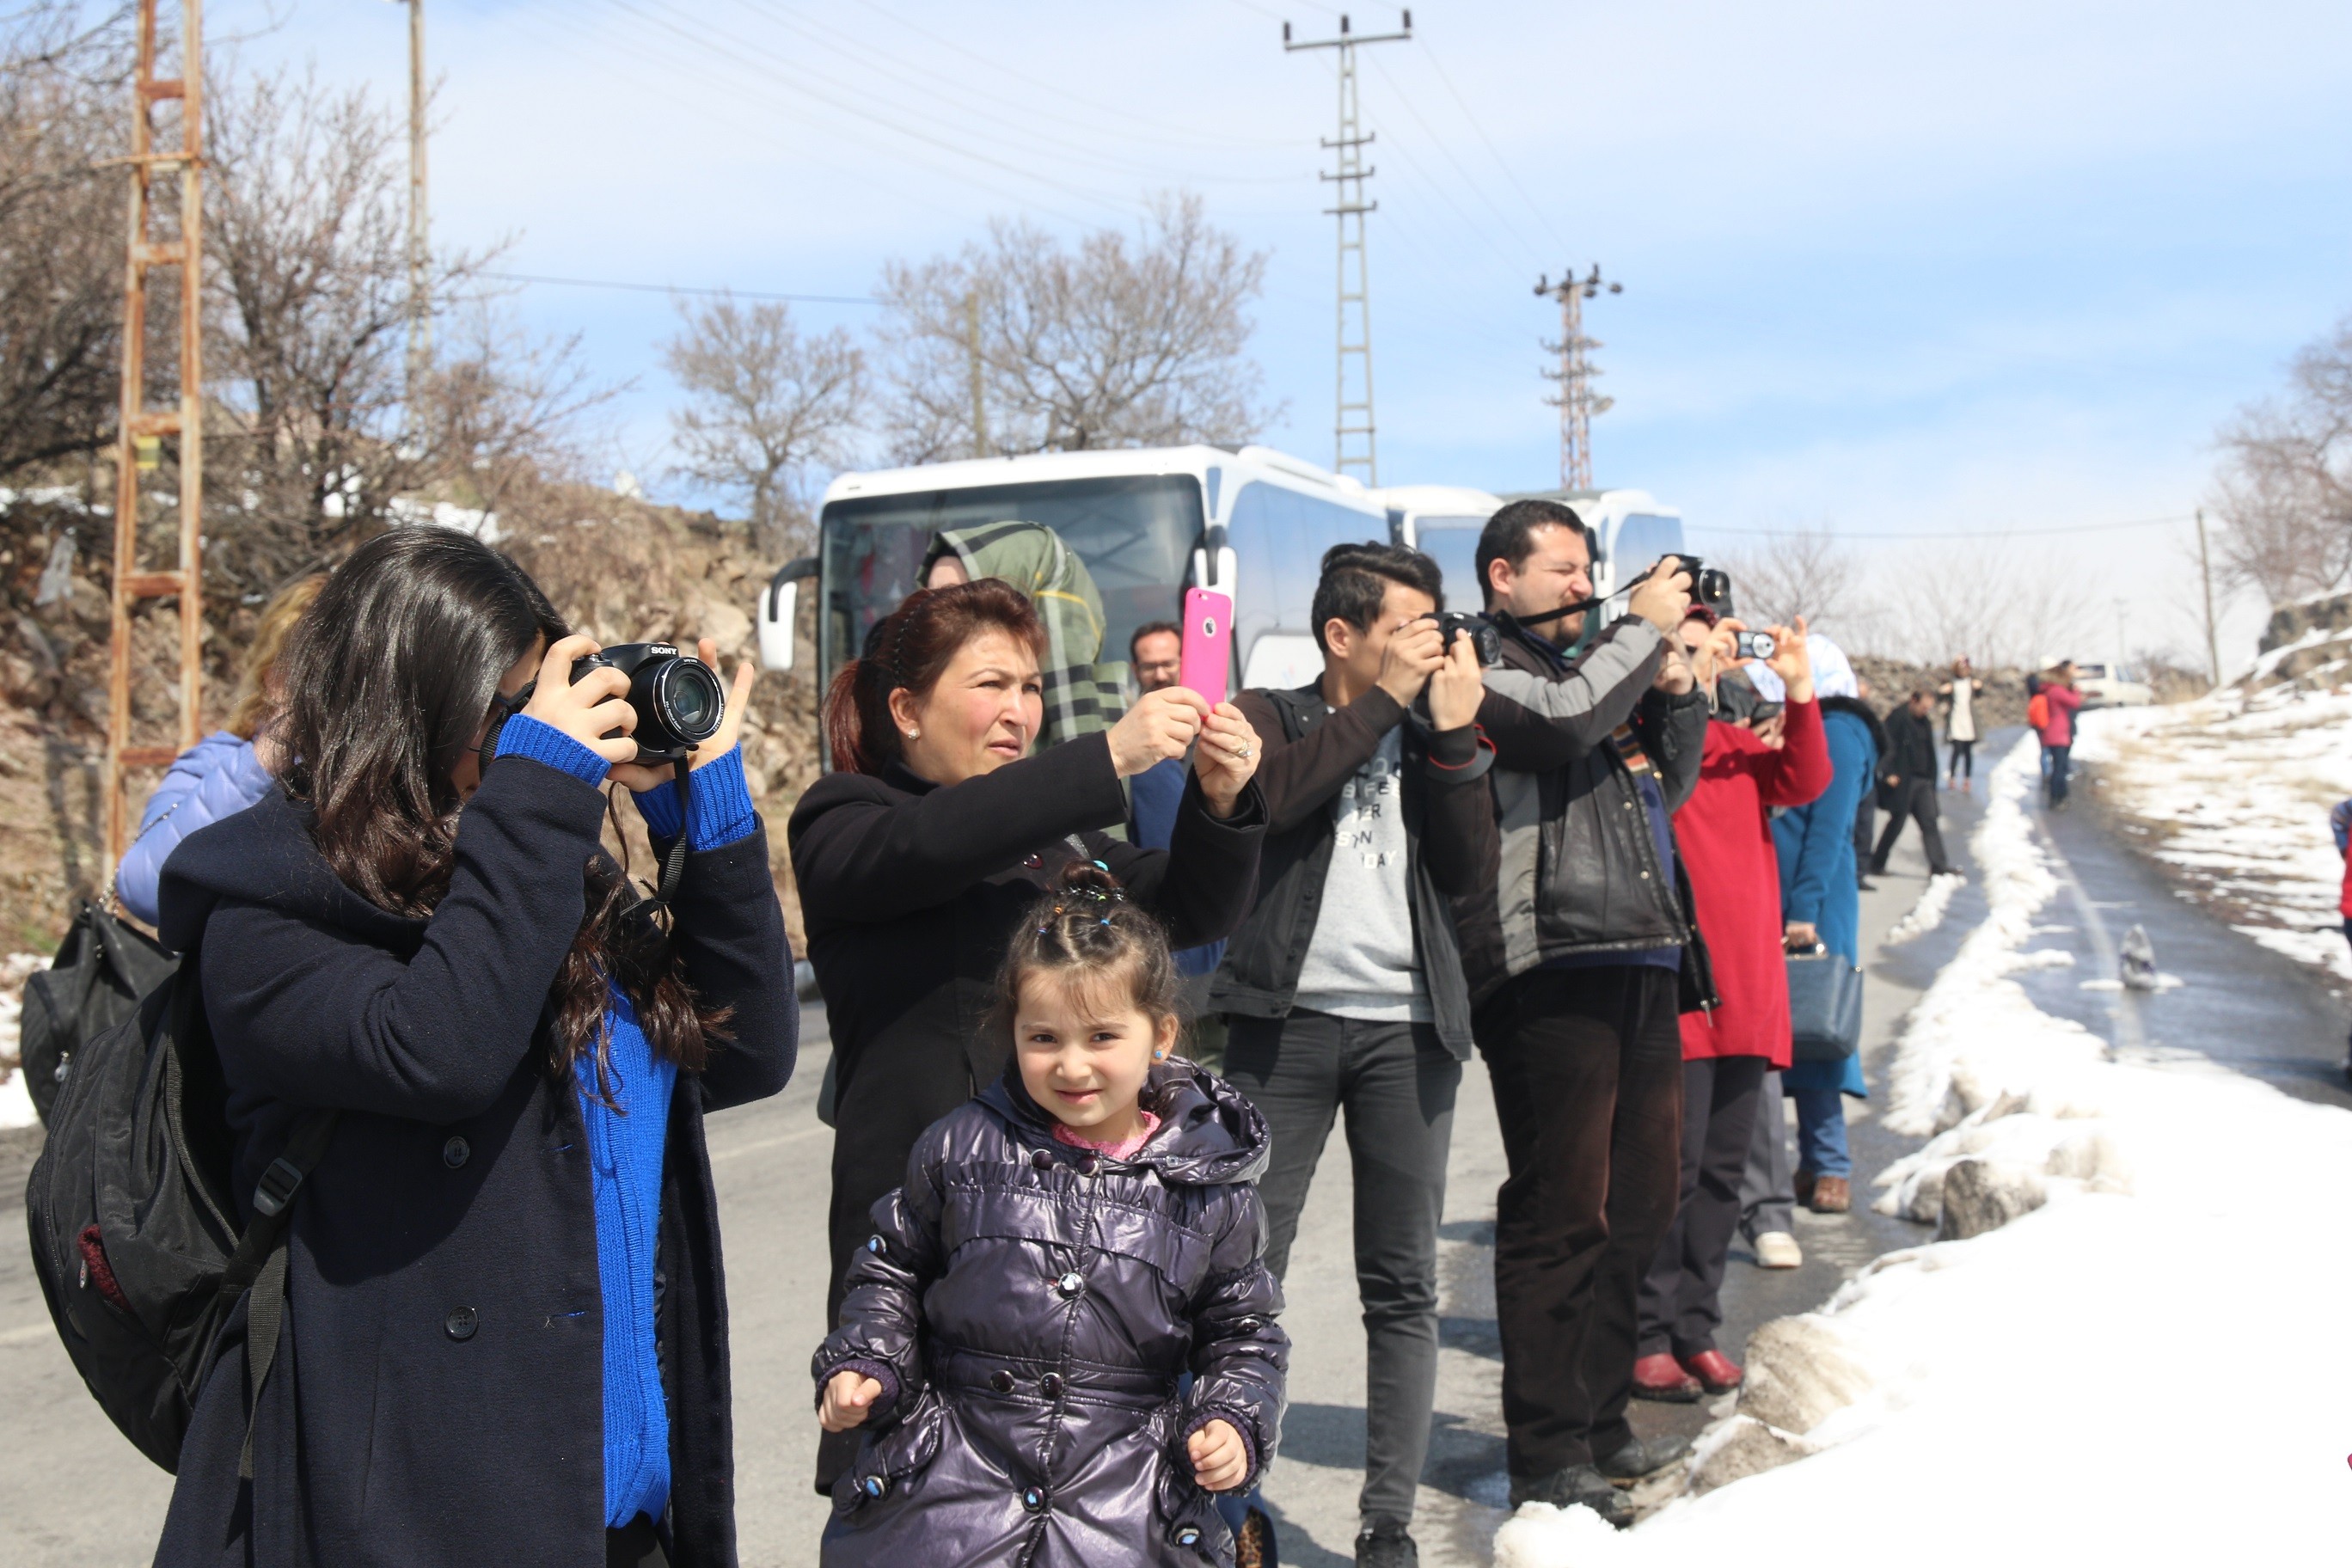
[813, 1062, 1287, 1568]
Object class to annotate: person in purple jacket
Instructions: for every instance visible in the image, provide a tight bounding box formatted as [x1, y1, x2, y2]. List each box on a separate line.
[113, 573, 322, 927]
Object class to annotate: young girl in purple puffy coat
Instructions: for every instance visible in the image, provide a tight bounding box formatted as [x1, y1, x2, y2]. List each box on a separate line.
[813, 861, 1289, 1567]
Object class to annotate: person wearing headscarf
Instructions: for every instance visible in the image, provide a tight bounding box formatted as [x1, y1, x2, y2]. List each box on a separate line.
[1740, 634, 1884, 1249]
[922, 522, 1127, 747]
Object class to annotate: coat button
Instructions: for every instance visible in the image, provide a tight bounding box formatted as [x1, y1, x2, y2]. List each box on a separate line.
[1055, 1271, 1086, 1299]
[866, 1234, 885, 1255]
[444, 1307, 478, 1341]
[1077, 1153, 1099, 1176]
[441, 1136, 469, 1168]
[1235, 1317, 1260, 1334]
[1031, 1148, 1054, 1172]
[1021, 1485, 1047, 1512]
[989, 1369, 1016, 1393]
[1040, 1372, 1064, 1398]
[861, 1474, 887, 1499]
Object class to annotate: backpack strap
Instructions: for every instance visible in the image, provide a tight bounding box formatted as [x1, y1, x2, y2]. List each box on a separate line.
[226, 1106, 340, 1480]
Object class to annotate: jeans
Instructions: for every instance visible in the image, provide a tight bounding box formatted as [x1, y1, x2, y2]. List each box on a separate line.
[1474, 965, 1684, 1477]
[1872, 778, 1953, 876]
[1946, 738, 1975, 782]
[1638, 1056, 1767, 1357]
[1792, 1085, 1852, 1178]
[2047, 744, 2073, 806]
[1224, 1010, 1460, 1530]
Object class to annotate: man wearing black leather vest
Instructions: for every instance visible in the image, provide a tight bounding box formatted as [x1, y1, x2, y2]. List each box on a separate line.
[1452, 499, 1709, 1528]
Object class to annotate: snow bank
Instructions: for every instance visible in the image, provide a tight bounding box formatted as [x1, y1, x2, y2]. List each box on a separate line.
[1879, 870, 1963, 946]
[0, 951, 46, 1130]
[2073, 689, 2352, 983]
[1493, 736, 2352, 1565]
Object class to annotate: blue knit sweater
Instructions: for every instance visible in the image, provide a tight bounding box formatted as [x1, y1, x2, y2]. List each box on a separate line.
[493, 714, 757, 1527]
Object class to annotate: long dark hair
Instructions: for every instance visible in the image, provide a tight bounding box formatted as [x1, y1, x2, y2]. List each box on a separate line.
[278, 528, 723, 1084]
[822, 579, 1045, 775]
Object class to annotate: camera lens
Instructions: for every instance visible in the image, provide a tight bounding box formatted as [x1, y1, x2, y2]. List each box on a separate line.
[655, 658, 726, 744]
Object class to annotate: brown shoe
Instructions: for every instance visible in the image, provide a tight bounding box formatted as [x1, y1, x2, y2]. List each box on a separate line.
[1810, 1175, 1852, 1213]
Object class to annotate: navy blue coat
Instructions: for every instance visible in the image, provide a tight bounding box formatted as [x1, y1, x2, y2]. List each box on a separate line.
[814, 1063, 1287, 1568]
[149, 754, 796, 1567]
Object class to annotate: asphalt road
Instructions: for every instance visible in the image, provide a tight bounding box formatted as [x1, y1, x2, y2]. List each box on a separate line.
[10, 734, 2334, 1565]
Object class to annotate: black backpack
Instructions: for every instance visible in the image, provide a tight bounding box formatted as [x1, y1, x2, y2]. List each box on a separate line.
[23, 958, 334, 1473]
[18, 901, 176, 1124]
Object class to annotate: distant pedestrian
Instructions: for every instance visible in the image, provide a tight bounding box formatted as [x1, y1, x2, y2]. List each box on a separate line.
[2037, 662, 2086, 808]
[1852, 675, 1878, 889]
[1939, 656, 1983, 793]
[1635, 613, 1828, 1403]
[814, 862, 1288, 1568]
[2331, 798, 2352, 1083]
[1870, 690, 1956, 878]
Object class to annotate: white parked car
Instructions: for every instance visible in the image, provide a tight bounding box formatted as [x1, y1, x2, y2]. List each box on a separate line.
[2070, 662, 2155, 708]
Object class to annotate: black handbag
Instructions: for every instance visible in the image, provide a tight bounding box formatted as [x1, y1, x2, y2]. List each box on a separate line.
[18, 900, 176, 1124]
[1785, 945, 1863, 1063]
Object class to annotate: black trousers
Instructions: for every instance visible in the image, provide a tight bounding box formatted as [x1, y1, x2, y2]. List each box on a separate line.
[1638, 1056, 1767, 1358]
[1871, 777, 1952, 875]
[1225, 1010, 1460, 1528]
[607, 1515, 669, 1567]
[2047, 743, 2073, 806]
[1475, 965, 1684, 1477]
[1853, 794, 1877, 880]
[1946, 738, 1975, 781]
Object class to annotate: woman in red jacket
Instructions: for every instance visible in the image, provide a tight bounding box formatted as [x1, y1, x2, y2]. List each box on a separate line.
[1633, 611, 1831, 1401]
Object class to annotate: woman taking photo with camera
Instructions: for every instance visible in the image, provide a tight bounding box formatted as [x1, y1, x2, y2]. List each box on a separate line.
[788, 579, 1268, 1493]
[152, 530, 795, 1567]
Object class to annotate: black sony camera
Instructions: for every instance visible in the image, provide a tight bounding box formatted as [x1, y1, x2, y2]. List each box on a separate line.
[568, 641, 726, 763]
[1656, 554, 1733, 615]
[1429, 610, 1503, 667]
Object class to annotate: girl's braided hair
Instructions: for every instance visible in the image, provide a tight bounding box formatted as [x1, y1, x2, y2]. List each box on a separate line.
[989, 860, 1183, 1044]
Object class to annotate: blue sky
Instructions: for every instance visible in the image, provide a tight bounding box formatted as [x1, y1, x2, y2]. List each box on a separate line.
[222, 0, 2352, 666]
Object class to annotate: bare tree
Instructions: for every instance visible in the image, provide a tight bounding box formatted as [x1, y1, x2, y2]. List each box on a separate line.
[2210, 315, 2352, 605]
[663, 295, 865, 558]
[0, 3, 133, 477]
[878, 191, 1277, 461]
[202, 64, 612, 596]
[1716, 527, 1856, 630]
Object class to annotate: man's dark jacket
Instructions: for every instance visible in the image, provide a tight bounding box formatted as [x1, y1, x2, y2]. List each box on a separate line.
[1882, 704, 1939, 787]
[150, 754, 798, 1567]
[1455, 613, 1713, 1008]
[1208, 683, 1498, 1057]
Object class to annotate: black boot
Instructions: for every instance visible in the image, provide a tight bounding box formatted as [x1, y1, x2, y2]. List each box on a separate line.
[1355, 1519, 1416, 1567]
[1595, 1431, 1693, 1485]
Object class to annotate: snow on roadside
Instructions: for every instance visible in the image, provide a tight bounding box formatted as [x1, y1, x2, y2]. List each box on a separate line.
[1879, 869, 1963, 947]
[2073, 688, 2352, 983]
[0, 951, 47, 1130]
[1493, 736, 2352, 1566]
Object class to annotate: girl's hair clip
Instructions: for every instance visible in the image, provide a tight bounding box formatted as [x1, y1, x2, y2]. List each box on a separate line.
[1091, 859, 1110, 871]
[1099, 916, 1112, 927]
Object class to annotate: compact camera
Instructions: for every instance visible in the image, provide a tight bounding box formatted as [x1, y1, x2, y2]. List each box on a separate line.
[569, 641, 726, 763]
[1734, 629, 1777, 663]
[1427, 610, 1503, 667]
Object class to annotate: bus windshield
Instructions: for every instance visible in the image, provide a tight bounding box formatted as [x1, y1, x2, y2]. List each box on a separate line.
[818, 474, 1204, 681]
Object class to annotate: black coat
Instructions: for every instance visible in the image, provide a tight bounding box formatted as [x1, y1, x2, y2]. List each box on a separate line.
[1882, 704, 1940, 787]
[787, 733, 1267, 1322]
[1207, 683, 1498, 1057]
[150, 756, 796, 1567]
[813, 1062, 1287, 1568]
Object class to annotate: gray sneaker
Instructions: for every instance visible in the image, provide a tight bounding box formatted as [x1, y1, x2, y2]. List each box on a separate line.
[1507, 1466, 1633, 1528]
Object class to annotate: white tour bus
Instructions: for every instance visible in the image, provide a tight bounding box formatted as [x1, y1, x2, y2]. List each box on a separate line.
[756, 446, 1395, 745]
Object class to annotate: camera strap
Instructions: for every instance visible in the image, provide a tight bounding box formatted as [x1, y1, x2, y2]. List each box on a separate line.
[643, 760, 692, 914]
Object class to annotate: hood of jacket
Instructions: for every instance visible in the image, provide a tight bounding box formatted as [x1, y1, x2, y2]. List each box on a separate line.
[1820, 694, 1888, 764]
[156, 786, 426, 956]
[977, 1057, 1271, 1187]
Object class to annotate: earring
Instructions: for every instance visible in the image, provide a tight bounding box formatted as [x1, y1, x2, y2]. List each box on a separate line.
[1153, 1049, 1167, 1060]
[904, 727, 919, 739]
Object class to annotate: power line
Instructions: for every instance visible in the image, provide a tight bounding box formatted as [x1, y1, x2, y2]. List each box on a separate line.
[1684, 512, 2200, 542]
[1416, 35, 1571, 258]
[482, 271, 880, 305]
[1365, 52, 1546, 271]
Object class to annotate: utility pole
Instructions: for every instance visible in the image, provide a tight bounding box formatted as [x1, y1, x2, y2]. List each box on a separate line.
[105, 0, 206, 868]
[1535, 264, 1621, 491]
[2196, 506, 2220, 687]
[966, 291, 988, 459]
[404, 0, 429, 406]
[1285, 10, 1411, 484]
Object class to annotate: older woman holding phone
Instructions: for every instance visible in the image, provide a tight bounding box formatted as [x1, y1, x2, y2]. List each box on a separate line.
[787, 579, 1269, 1493]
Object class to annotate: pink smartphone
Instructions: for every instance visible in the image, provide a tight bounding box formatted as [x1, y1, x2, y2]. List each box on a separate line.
[1178, 588, 1233, 701]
